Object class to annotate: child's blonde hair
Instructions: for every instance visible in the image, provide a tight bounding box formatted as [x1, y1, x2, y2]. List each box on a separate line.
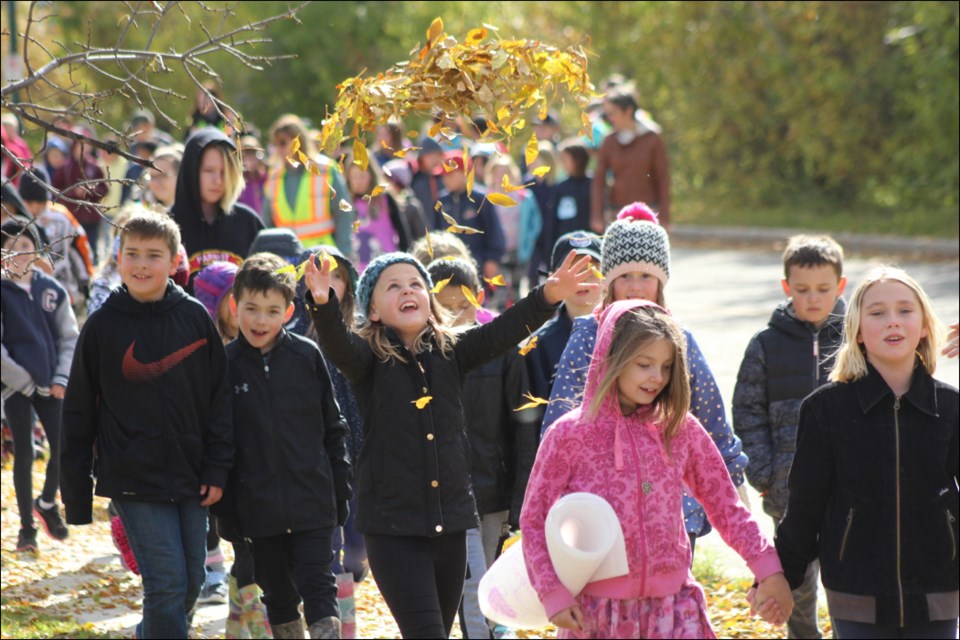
[358, 302, 458, 363]
[204, 143, 244, 212]
[830, 266, 945, 383]
[588, 305, 690, 449]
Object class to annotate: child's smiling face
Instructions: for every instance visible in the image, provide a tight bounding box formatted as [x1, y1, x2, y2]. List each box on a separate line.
[368, 263, 432, 346]
[235, 287, 291, 354]
[617, 338, 674, 415]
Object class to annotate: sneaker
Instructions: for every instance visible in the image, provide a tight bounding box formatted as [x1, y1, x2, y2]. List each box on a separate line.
[197, 572, 228, 606]
[34, 498, 69, 541]
[16, 527, 38, 552]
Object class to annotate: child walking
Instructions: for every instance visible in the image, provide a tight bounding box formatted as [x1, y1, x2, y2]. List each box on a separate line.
[522, 300, 793, 639]
[2, 220, 79, 552]
[733, 234, 847, 639]
[775, 267, 958, 639]
[303, 249, 596, 638]
[61, 211, 233, 639]
[219, 253, 352, 640]
[543, 203, 748, 553]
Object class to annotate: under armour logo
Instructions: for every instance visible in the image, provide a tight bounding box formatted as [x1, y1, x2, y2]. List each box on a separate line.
[234, 383, 249, 394]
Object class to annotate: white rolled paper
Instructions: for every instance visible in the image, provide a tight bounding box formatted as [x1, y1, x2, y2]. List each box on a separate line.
[478, 492, 629, 629]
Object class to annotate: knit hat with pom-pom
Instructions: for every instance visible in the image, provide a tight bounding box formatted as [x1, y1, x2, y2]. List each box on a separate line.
[600, 202, 670, 287]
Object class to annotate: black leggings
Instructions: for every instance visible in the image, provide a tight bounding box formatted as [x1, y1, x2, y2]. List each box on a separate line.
[365, 532, 467, 639]
[5, 392, 62, 530]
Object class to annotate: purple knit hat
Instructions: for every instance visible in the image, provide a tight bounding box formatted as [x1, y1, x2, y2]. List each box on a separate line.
[194, 261, 239, 320]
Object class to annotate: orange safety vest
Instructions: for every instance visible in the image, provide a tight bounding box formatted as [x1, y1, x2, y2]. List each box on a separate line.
[266, 161, 336, 247]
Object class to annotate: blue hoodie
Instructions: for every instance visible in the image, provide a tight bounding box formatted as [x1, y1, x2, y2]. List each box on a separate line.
[541, 314, 748, 537]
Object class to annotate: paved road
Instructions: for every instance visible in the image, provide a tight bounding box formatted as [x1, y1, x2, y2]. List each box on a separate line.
[666, 246, 960, 577]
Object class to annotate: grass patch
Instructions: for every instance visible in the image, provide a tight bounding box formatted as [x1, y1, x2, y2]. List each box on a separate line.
[675, 191, 958, 238]
[0, 598, 113, 639]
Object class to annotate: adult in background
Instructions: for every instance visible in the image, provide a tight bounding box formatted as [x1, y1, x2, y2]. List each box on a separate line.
[591, 88, 671, 232]
[52, 130, 108, 262]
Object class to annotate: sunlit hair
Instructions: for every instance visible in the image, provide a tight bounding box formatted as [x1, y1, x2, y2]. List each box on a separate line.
[269, 114, 317, 164]
[203, 142, 244, 213]
[830, 266, 945, 383]
[120, 209, 181, 257]
[783, 234, 844, 280]
[602, 277, 666, 308]
[233, 252, 296, 305]
[357, 293, 459, 363]
[410, 231, 476, 269]
[588, 306, 690, 450]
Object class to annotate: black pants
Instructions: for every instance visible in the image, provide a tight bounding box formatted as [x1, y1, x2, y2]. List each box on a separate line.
[230, 539, 256, 588]
[5, 392, 62, 530]
[365, 532, 467, 639]
[251, 527, 338, 626]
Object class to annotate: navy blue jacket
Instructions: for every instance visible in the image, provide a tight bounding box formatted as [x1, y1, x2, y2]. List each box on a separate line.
[1, 271, 79, 398]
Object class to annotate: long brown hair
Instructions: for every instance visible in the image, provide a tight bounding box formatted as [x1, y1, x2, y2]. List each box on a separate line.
[588, 306, 690, 449]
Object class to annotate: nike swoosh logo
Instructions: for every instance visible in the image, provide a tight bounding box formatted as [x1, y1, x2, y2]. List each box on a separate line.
[122, 339, 208, 383]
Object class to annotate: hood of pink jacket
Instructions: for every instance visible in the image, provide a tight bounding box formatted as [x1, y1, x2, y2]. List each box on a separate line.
[583, 299, 668, 470]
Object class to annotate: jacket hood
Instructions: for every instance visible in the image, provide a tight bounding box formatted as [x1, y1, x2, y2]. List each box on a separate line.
[171, 129, 236, 220]
[771, 297, 846, 337]
[104, 281, 190, 315]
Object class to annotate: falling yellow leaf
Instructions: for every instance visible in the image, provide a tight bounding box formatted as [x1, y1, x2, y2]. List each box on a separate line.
[371, 184, 387, 198]
[426, 17, 444, 45]
[441, 210, 484, 235]
[525, 132, 539, 166]
[352, 140, 369, 172]
[290, 135, 301, 156]
[425, 230, 434, 260]
[435, 201, 443, 212]
[412, 395, 434, 409]
[380, 139, 393, 151]
[430, 276, 453, 294]
[352, 218, 361, 232]
[484, 274, 506, 287]
[275, 264, 296, 276]
[466, 167, 475, 199]
[320, 252, 339, 272]
[392, 147, 418, 159]
[589, 264, 603, 280]
[428, 120, 444, 138]
[518, 335, 539, 356]
[461, 285, 482, 309]
[582, 112, 594, 142]
[532, 165, 552, 178]
[339, 199, 355, 212]
[486, 192, 518, 207]
[407, 130, 420, 139]
[514, 392, 548, 411]
[500, 174, 529, 193]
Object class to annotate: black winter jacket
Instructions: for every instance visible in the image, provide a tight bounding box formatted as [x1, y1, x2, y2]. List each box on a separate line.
[219, 330, 351, 538]
[308, 286, 557, 537]
[733, 299, 845, 518]
[61, 283, 233, 524]
[462, 348, 539, 526]
[775, 362, 959, 627]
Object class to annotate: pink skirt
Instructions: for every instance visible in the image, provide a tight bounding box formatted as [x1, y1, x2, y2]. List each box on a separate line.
[558, 581, 715, 639]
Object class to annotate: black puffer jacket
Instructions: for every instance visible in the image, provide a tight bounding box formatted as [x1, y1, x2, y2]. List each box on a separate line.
[308, 287, 557, 537]
[219, 330, 351, 538]
[733, 299, 845, 518]
[462, 349, 539, 526]
[776, 362, 959, 627]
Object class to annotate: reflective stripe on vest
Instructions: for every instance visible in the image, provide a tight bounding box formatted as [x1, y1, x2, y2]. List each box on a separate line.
[268, 165, 335, 240]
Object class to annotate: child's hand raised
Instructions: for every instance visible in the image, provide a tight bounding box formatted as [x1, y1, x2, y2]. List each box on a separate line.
[303, 254, 333, 304]
[543, 251, 602, 306]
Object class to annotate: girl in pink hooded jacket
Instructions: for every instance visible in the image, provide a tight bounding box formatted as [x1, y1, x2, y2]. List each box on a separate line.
[520, 300, 793, 638]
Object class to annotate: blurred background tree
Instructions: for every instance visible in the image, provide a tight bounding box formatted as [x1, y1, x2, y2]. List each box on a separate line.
[4, 0, 957, 236]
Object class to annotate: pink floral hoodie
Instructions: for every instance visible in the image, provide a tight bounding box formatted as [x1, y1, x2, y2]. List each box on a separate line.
[520, 300, 782, 619]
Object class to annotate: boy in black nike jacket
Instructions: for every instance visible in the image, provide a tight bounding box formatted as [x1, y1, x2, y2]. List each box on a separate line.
[217, 253, 352, 640]
[61, 212, 233, 639]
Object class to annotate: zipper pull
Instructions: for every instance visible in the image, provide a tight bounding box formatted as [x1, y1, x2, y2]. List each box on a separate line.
[813, 335, 819, 358]
[894, 396, 900, 411]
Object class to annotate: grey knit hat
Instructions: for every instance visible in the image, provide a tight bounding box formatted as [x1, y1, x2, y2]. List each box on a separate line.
[356, 252, 433, 322]
[600, 202, 670, 287]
